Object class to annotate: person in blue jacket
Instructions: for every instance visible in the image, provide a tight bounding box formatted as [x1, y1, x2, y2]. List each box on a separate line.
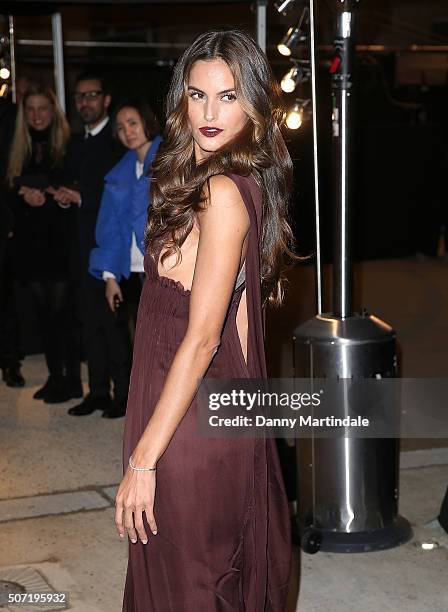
[89, 99, 162, 336]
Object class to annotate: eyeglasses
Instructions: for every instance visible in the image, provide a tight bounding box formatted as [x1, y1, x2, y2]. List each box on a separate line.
[74, 90, 104, 102]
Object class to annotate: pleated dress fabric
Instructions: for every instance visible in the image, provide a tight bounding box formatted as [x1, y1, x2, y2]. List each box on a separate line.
[122, 173, 291, 611]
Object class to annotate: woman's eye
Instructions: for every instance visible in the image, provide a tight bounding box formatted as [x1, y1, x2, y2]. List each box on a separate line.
[222, 93, 237, 102]
[189, 91, 204, 100]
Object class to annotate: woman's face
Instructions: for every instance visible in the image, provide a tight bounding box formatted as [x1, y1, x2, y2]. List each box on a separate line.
[24, 95, 54, 131]
[116, 107, 148, 151]
[187, 59, 248, 162]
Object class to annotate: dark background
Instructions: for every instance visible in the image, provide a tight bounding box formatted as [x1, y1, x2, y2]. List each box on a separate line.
[2, 0, 448, 261]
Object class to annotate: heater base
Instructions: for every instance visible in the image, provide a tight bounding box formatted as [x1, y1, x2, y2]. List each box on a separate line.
[298, 515, 412, 554]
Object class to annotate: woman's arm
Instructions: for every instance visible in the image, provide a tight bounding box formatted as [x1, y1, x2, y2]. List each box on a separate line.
[89, 182, 123, 281]
[133, 175, 249, 465]
[115, 175, 250, 542]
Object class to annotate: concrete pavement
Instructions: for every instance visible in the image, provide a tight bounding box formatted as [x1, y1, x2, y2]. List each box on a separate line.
[1, 257, 447, 611]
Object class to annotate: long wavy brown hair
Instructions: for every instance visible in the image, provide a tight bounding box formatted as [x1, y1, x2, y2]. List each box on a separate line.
[6, 84, 70, 186]
[146, 29, 296, 306]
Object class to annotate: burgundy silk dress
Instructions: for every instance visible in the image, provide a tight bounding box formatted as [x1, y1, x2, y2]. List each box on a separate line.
[122, 173, 291, 611]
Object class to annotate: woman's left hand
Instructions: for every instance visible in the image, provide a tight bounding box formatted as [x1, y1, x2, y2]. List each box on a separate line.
[114, 466, 158, 544]
[19, 186, 45, 207]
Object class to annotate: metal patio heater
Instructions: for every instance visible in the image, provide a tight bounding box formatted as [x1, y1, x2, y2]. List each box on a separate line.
[293, 0, 412, 553]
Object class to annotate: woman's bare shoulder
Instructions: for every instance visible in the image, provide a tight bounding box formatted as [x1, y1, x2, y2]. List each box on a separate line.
[205, 174, 246, 209]
[197, 175, 250, 235]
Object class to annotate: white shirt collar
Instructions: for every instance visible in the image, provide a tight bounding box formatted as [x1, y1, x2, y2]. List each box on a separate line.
[85, 115, 110, 139]
[135, 159, 144, 179]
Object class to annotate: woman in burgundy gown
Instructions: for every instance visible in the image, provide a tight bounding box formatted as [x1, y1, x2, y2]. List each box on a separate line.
[115, 30, 295, 611]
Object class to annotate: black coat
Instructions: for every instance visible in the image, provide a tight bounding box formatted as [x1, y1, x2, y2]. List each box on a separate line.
[62, 121, 123, 273]
[8, 127, 71, 282]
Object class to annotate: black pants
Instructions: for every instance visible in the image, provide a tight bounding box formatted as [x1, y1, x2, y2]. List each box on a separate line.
[28, 279, 81, 383]
[79, 273, 132, 401]
[0, 238, 22, 369]
[120, 271, 145, 340]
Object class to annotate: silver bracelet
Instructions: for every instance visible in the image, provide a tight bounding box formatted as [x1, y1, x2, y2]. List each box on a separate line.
[129, 456, 157, 472]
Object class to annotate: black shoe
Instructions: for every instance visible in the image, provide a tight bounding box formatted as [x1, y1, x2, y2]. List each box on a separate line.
[68, 394, 112, 416]
[33, 376, 54, 400]
[102, 397, 127, 419]
[43, 378, 73, 404]
[3, 365, 25, 388]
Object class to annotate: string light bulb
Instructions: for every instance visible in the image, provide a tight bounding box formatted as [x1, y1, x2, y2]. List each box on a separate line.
[277, 7, 309, 56]
[285, 99, 310, 130]
[280, 64, 309, 93]
[286, 103, 303, 130]
[281, 67, 299, 93]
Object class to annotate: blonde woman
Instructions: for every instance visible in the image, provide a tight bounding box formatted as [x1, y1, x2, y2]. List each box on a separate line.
[6, 84, 81, 404]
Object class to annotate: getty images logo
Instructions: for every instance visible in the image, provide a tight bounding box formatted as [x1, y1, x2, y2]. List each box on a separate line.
[208, 389, 323, 411]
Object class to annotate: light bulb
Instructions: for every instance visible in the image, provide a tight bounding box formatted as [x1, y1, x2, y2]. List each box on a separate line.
[277, 43, 291, 57]
[286, 109, 303, 130]
[0, 67, 10, 80]
[281, 77, 295, 93]
[281, 67, 299, 93]
[277, 9, 309, 57]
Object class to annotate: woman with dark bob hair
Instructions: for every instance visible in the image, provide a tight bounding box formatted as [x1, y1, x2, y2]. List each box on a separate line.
[89, 99, 162, 326]
[115, 30, 295, 610]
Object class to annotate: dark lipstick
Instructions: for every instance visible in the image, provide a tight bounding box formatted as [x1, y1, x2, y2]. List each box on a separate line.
[199, 127, 223, 138]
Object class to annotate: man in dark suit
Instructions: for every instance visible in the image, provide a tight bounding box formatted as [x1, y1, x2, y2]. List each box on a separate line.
[52, 72, 130, 418]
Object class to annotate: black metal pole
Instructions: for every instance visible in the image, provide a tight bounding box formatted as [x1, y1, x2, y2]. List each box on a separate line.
[331, 0, 360, 318]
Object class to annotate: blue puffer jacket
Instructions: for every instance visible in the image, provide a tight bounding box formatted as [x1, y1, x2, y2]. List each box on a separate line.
[89, 135, 162, 282]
